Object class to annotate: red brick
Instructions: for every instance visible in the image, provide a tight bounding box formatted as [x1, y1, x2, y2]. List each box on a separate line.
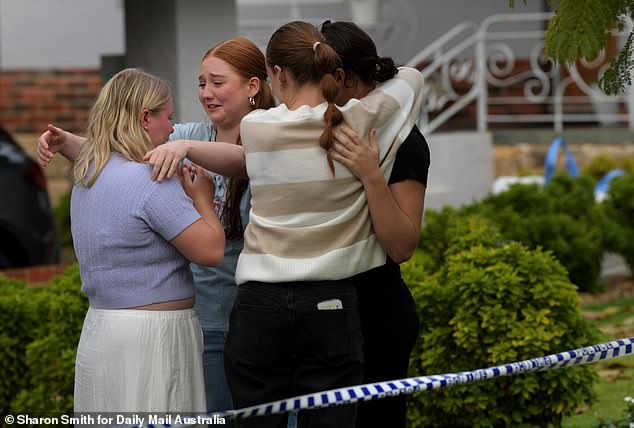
[0, 68, 101, 134]
[1, 264, 70, 287]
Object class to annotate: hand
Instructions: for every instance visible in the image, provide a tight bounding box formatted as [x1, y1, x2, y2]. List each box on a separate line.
[37, 124, 67, 167]
[180, 163, 215, 206]
[143, 140, 188, 181]
[331, 125, 380, 179]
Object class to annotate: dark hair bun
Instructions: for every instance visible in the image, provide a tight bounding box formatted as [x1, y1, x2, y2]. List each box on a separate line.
[373, 56, 398, 83]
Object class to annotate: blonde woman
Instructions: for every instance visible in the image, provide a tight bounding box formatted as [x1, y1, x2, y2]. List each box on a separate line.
[71, 68, 225, 414]
[38, 39, 274, 416]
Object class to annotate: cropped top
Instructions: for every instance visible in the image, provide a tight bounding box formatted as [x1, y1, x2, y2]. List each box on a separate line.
[71, 153, 202, 309]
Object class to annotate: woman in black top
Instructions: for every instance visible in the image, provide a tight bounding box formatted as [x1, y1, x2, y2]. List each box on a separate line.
[323, 20, 431, 428]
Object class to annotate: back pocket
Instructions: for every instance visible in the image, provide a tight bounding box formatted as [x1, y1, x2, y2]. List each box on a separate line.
[304, 309, 355, 360]
[230, 303, 279, 361]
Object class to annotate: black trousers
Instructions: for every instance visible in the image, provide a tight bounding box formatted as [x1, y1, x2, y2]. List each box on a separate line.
[354, 275, 420, 428]
[224, 280, 364, 428]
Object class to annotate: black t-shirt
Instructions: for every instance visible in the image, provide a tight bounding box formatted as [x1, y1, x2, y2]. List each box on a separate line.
[388, 125, 430, 186]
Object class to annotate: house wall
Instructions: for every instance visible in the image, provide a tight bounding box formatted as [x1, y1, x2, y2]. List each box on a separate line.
[235, 0, 545, 64]
[0, 0, 125, 69]
[0, 0, 122, 134]
[0, 0, 546, 131]
[0, 69, 101, 134]
[0, 1, 236, 133]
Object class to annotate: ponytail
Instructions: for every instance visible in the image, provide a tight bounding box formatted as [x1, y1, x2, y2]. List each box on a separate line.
[313, 42, 343, 175]
[266, 21, 345, 175]
[320, 21, 398, 85]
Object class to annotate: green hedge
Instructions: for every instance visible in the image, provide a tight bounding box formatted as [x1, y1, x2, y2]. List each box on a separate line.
[53, 189, 72, 247]
[421, 174, 614, 293]
[404, 217, 601, 427]
[0, 263, 86, 418]
[602, 173, 634, 273]
[472, 175, 606, 292]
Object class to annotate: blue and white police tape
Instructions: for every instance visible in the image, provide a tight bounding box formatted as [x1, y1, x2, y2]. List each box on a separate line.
[121, 336, 634, 427]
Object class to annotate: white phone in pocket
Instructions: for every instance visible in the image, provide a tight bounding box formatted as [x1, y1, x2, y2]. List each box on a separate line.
[316, 299, 343, 310]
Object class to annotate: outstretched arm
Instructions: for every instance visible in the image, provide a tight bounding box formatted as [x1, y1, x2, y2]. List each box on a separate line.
[37, 124, 86, 166]
[331, 125, 425, 263]
[143, 139, 247, 182]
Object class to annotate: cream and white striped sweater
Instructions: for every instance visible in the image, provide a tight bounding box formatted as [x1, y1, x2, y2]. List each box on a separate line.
[235, 67, 424, 285]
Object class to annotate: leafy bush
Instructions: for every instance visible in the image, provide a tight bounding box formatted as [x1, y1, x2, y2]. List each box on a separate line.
[0, 276, 50, 417]
[491, 176, 604, 292]
[601, 173, 634, 273]
[583, 155, 619, 180]
[53, 189, 72, 247]
[583, 154, 634, 179]
[620, 157, 634, 175]
[424, 175, 606, 292]
[417, 205, 465, 272]
[405, 216, 601, 428]
[0, 263, 86, 417]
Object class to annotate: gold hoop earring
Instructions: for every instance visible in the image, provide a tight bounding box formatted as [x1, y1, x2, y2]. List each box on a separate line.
[248, 96, 256, 107]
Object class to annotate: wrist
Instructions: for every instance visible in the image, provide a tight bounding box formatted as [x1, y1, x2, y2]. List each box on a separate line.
[193, 196, 212, 211]
[182, 140, 192, 157]
[360, 167, 385, 188]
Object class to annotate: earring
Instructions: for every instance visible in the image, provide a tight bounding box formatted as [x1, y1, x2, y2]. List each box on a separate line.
[248, 96, 256, 107]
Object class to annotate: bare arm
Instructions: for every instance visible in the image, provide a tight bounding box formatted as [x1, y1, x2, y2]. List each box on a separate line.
[143, 139, 247, 182]
[331, 125, 425, 263]
[37, 124, 86, 166]
[170, 163, 225, 266]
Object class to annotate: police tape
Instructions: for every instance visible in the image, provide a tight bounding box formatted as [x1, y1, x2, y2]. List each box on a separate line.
[122, 336, 634, 427]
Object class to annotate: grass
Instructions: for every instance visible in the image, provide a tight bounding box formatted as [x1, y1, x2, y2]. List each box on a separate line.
[561, 292, 634, 428]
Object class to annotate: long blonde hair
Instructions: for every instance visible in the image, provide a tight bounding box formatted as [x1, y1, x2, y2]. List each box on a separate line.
[73, 68, 172, 187]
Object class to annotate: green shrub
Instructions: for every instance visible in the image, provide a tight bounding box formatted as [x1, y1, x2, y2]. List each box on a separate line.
[583, 155, 619, 180]
[601, 173, 634, 272]
[0, 276, 50, 417]
[0, 264, 86, 417]
[462, 175, 606, 292]
[53, 189, 72, 247]
[620, 157, 634, 174]
[418, 205, 466, 272]
[405, 216, 601, 428]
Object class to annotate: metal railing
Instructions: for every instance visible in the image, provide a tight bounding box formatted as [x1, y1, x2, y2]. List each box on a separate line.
[406, 13, 634, 135]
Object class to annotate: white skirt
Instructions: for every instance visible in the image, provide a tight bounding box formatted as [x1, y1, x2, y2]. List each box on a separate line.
[74, 307, 206, 413]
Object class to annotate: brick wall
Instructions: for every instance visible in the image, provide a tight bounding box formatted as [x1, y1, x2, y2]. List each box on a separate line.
[2, 264, 70, 287]
[0, 69, 102, 134]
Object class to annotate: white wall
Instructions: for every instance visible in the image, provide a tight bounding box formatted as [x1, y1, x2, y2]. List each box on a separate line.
[123, 0, 237, 122]
[425, 132, 495, 211]
[0, 0, 125, 69]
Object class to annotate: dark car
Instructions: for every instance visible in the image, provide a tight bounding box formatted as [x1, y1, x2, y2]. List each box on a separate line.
[0, 125, 60, 268]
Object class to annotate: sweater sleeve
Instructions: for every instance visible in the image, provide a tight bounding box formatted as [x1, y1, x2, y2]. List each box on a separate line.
[141, 176, 202, 241]
[340, 67, 425, 175]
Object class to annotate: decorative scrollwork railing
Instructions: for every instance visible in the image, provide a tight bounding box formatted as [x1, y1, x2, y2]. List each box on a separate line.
[407, 13, 634, 134]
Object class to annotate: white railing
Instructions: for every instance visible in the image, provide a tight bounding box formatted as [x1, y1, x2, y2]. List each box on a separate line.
[406, 13, 634, 134]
